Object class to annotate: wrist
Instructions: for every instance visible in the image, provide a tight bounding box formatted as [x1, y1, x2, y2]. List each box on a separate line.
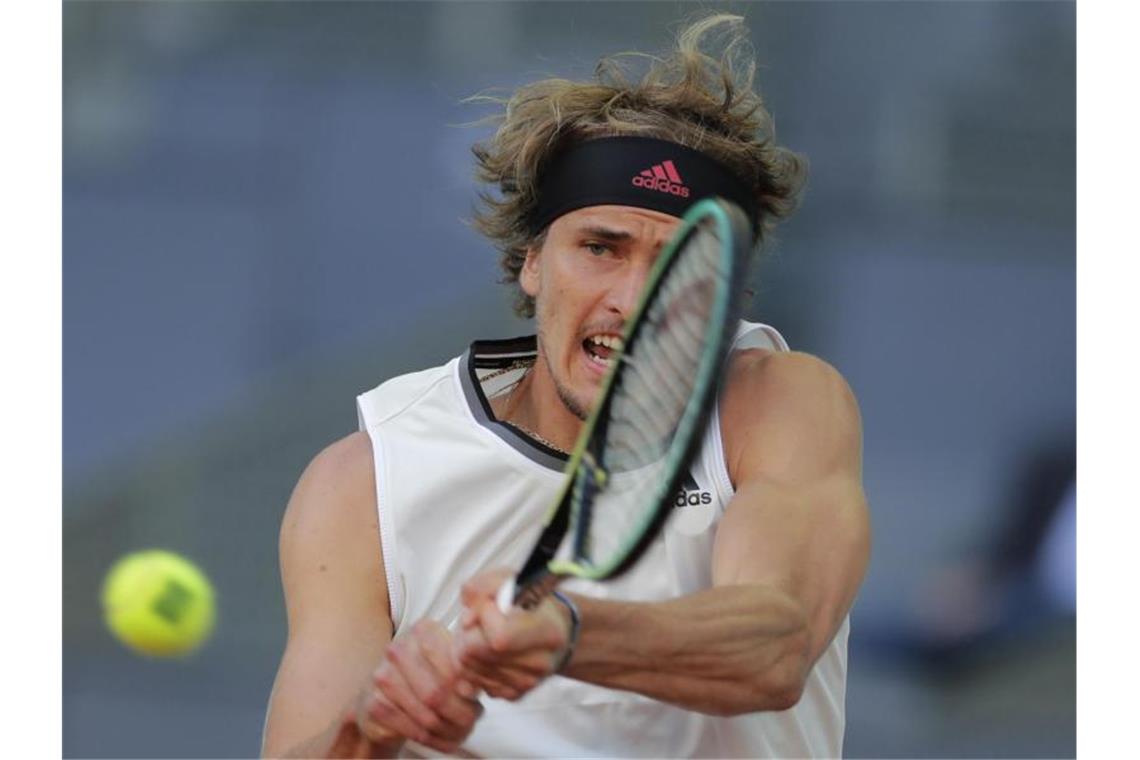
[550, 590, 581, 673]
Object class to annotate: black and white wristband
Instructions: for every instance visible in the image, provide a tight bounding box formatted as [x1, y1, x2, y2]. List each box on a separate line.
[551, 590, 580, 673]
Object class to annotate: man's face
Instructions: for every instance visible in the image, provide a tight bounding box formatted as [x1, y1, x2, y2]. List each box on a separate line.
[520, 205, 681, 420]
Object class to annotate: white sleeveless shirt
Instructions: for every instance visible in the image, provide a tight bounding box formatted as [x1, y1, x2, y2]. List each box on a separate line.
[356, 321, 849, 758]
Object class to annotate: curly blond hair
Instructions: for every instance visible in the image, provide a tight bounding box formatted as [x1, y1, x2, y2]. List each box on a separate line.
[470, 13, 807, 318]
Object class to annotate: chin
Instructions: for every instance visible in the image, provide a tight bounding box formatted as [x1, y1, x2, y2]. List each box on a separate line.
[554, 379, 592, 422]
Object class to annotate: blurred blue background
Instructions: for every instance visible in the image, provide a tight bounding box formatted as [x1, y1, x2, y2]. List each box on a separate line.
[63, 2, 1075, 757]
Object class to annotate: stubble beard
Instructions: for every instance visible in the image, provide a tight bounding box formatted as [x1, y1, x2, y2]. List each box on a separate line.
[536, 322, 590, 422]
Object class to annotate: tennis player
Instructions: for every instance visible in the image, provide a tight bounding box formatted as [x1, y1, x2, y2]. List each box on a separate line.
[262, 14, 869, 758]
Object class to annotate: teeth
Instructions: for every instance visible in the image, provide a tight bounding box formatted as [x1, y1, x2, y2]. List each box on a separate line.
[587, 352, 613, 368]
[589, 334, 624, 351]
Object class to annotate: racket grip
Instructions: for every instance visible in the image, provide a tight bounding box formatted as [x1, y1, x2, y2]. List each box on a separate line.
[495, 577, 516, 613]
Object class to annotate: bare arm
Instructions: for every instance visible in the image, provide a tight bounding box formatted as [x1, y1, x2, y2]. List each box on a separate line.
[461, 350, 870, 715]
[263, 432, 485, 758]
[261, 432, 401, 758]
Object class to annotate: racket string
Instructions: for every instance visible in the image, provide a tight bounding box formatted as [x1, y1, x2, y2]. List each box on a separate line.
[578, 220, 735, 567]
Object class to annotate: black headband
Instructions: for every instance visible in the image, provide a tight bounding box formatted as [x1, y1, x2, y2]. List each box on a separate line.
[529, 136, 756, 235]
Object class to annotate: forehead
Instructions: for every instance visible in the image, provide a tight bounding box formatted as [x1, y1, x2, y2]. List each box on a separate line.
[551, 205, 682, 237]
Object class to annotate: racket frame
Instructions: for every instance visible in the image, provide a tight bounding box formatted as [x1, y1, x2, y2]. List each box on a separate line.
[501, 198, 752, 611]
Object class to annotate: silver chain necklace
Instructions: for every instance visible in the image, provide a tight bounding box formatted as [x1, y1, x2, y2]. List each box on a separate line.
[487, 361, 570, 455]
[502, 419, 569, 454]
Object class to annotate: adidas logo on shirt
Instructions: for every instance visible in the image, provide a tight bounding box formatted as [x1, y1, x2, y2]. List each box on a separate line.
[632, 159, 691, 198]
[673, 471, 712, 508]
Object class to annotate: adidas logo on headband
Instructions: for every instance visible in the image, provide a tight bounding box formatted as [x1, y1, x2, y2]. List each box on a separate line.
[631, 160, 691, 198]
[528, 137, 756, 234]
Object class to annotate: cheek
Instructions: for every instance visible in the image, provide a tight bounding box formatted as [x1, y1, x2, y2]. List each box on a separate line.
[537, 287, 586, 364]
[537, 255, 600, 349]
[538, 287, 568, 337]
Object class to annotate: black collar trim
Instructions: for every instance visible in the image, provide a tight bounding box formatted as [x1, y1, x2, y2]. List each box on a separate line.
[459, 336, 568, 470]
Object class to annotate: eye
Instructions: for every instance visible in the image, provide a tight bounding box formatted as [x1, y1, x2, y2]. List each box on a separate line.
[583, 242, 611, 257]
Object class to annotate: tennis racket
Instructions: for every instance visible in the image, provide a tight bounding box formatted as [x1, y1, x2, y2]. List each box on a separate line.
[497, 197, 753, 612]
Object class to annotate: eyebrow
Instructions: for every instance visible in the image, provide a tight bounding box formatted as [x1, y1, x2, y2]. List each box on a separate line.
[576, 225, 633, 242]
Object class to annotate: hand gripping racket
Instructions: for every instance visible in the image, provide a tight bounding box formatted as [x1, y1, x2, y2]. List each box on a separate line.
[497, 197, 753, 612]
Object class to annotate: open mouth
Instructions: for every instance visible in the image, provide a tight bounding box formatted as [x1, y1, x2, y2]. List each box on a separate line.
[582, 333, 624, 371]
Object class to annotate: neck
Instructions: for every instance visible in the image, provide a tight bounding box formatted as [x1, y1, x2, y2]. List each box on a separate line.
[494, 359, 584, 453]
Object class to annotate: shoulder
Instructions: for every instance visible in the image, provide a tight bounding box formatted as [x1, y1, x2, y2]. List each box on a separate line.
[722, 349, 860, 422]
[284, 431, 376, 533]
[720, 349, 862, 487]
[279, 432, 385, 616]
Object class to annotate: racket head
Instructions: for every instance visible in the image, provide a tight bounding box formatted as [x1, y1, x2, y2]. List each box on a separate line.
[508, 197, 751, 607]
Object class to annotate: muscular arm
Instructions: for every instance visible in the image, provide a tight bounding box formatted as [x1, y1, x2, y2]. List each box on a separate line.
[572, 351, 868, 713]
[462, 350, 871, 715]
[261, 432, 400, 758]
[557, 584, 809, 714]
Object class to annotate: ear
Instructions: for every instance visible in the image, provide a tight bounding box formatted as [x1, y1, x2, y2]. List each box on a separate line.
[519, 246, 541, 298]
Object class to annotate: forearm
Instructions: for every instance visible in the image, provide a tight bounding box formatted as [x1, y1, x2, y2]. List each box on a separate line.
[561, 584, 810, 715]
[274, 720, 352, 760]
[268, 689, 405, 759]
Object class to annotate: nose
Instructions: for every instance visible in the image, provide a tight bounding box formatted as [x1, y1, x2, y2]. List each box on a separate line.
[604, 259, 654, 319]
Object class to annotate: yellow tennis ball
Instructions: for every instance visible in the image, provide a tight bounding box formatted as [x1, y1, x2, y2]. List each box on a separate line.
[102, 550, 216, 657]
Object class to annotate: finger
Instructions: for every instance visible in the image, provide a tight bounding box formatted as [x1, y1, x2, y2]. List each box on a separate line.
[456, 625, 513, 697]
[462, 598, 514, 658]
[455, 677, 480, 700]
[367, 696, 461, 757]
[458, 608, 552, 674]
[360, 688, 428, 748]
[391, 634, 481, 737]
[445, 628, 483, 701]
[458, 618, 559, 706]
[466, 598, 564, 663]
[415, 624, 484, 716]
[374, 654, 442, 738]
[412, 620, 459, 681]
[462, 662, 542, 701]
[461, 638, 553, 675]
[456, 617, 490, 662]
[462, 659, 538, 690]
